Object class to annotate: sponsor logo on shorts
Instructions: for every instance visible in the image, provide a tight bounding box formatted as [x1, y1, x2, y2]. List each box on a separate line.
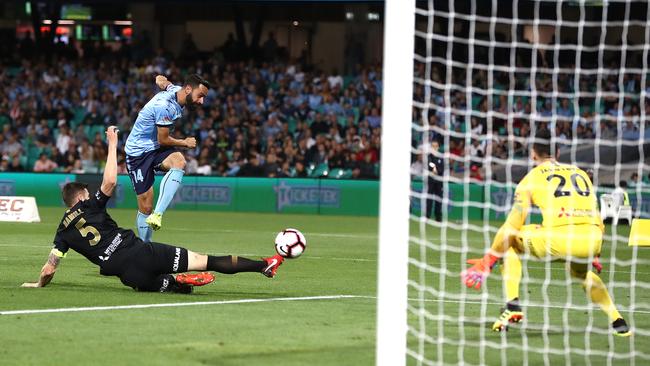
[160, 278, 170, 292]
[172, 248, 181, 271]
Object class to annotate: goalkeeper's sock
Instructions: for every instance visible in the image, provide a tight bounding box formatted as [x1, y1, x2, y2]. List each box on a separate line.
[503, 247, 522, 302]
[612, 318, 632, 337]
[583, 271, 623, 322]
[506, 298, 522, 312]
[153, 168, 184, 215]
[136, 211, 153, 242]
[206, 255, 266, 274]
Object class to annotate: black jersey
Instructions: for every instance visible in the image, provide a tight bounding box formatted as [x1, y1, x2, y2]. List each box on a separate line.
[52, 189, 140, 269]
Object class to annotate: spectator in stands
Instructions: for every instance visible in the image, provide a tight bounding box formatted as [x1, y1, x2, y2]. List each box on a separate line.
[294, 161, 308, 178]
[262, 113, 283, 140]
[0, 134, 5, 157]
[328, 68, 343, 89]
[312, 143, 328, 166]
[366, 108, 382, 129]
[238, 154, 265, 177]
[61, 151, 78, 173]
[196, 155, 213, 176]
[84, 105, 103, 126]
[470, 118, 484, 137]
[410, 153, 424, 178]
[469, 139, 484, 160]
[70, 159, 85, 174]
[263, 153, 281, 177]
[4, 134, 21, 158]
[629, 172, 642, 188]
[622, 121, 640, 140]
[78, 139, 96, 172]
[50, 147, 65, 168]
[33, 153, 57, 173]
[470, 165, 484, 181]
[310, 113, 329, 136]
[0, 157, 9, 172]
[329, 143, 346, 169]
[557, 99, 573, 118]
[277, 161, 292, 178]
[185, 153, 199, 175]
[93, 140, 107, 170]
[9, 156, 24, 172]
[359, 152, 377, 179]
[56, 125, 72, 154]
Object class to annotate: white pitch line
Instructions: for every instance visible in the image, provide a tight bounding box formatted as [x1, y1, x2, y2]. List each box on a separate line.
[0, 294, 363, 316]
[5, 293, 650, 317]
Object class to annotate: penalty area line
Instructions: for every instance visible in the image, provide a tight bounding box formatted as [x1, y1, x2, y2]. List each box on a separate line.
[0, 295, 364, 316]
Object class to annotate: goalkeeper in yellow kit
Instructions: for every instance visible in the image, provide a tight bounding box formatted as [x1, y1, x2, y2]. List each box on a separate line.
[461, 129, 631, 336]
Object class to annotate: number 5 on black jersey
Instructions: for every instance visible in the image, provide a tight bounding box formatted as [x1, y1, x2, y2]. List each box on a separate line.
[75, 218, 101, 246]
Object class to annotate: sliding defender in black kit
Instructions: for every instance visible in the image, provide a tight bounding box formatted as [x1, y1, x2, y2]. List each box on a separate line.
[22, 127, 285, 293]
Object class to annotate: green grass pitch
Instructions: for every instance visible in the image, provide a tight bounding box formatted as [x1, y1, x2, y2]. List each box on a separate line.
[0, 208, 379, 366]
[407, 220, 650, 365]
[1, 207, 649, 365]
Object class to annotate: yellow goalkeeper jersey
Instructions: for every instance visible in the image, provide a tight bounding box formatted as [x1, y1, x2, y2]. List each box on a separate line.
[507, 160, 602, 229]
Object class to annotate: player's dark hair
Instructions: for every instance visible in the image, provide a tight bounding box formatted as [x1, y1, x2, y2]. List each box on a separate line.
[532, 129, 553, 158]
[619, 180, 628, 188]
[184, 74, 211, 90]
[62, 182, 88, 207]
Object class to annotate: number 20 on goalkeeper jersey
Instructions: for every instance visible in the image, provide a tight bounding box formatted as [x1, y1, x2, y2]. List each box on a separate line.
[512, 160, 602, 228]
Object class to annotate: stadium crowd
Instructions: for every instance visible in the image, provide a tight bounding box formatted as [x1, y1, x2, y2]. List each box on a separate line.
[412, 62, 650, 179]
[0, 36, 383, 179]
[3, 35, 650, 182]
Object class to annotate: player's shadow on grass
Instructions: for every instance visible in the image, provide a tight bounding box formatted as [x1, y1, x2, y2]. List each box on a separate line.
[55, 281, 293, 298]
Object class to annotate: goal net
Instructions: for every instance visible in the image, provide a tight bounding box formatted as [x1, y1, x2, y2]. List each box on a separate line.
[379, 0, 650, 365]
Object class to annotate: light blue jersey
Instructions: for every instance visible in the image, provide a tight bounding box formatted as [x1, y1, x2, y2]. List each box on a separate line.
[125, 85, 183, 156]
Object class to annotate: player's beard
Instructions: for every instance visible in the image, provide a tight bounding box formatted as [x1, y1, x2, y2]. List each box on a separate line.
[185, 93, 197, 110]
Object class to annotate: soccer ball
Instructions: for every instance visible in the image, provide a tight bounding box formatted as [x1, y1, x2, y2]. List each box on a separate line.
[275, 228, 306, 258]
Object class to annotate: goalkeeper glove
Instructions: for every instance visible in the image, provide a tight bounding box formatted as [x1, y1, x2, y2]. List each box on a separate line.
[462, 253, 499, 290]
[592, 255, 603, 274]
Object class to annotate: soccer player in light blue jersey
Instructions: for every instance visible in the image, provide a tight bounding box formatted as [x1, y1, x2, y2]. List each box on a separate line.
[124, 74, 209, 242]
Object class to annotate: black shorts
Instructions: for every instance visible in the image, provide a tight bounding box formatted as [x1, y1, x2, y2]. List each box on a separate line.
[115, 242, 189, 290]
[126, 147, 178, 195]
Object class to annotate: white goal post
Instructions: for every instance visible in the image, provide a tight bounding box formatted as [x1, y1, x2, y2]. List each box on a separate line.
[376, 0, 415, 365]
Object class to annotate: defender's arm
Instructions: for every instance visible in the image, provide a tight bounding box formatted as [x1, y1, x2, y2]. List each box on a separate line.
[21, 251, 62, 288]
[100, 126, 119, 197]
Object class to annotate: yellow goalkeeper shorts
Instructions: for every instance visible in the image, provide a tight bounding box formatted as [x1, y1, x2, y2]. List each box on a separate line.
[517, 224, 602, 260]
